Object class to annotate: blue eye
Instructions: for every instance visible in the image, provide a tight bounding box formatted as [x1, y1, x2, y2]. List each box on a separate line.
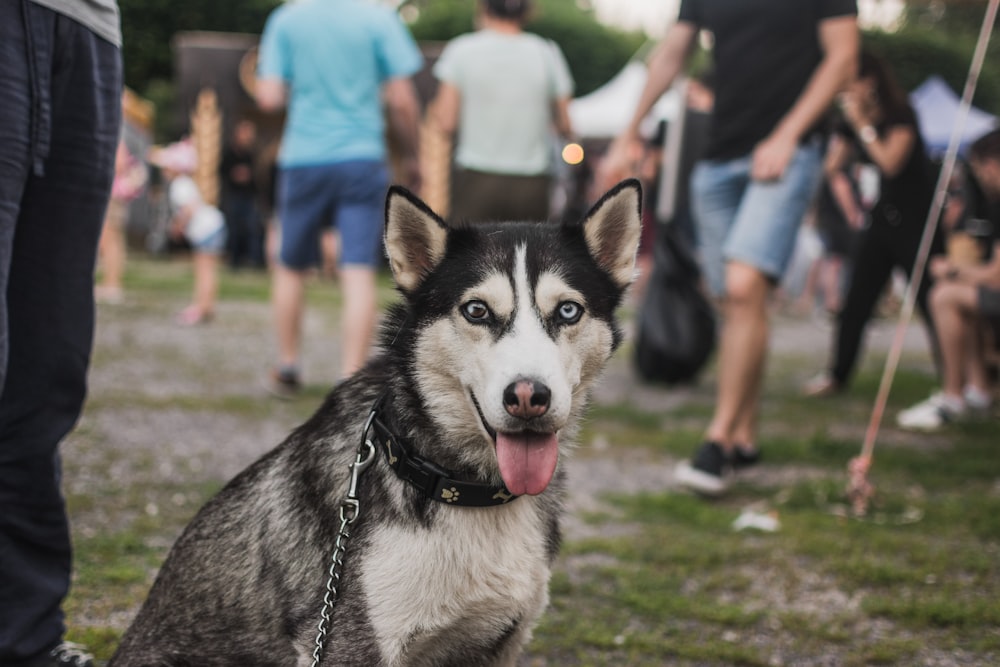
[462, 300, 491, 323]
[557, 301, 583, 324]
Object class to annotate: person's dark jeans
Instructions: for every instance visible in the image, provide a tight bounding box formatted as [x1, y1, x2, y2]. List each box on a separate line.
[830, 219, 942, 386]
[0, 2, 121, 663]
[223, 190, 265, 268]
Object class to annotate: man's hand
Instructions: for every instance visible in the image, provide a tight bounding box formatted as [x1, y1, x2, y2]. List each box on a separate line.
[929, 255, 954, 281]
[598, 133, 643, 190]
[751, 132, 797, 181]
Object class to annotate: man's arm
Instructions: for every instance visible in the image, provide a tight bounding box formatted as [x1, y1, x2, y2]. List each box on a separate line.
[752, 15, 858, 181]
[601, 21, 698, 182]
[824, 136, 865, 228]
[931, 240, 1000, 289]
[384, 76, 422, 191]
[552, 96, 573, 140]
[624, 22, 698, 143]
[429, 81, 460, 137]
[255, 77, 288, 113]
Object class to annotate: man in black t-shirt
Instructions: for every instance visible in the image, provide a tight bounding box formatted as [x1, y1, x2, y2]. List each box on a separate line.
[605, 0, 859, 495]
[898, 128, 1000, 431]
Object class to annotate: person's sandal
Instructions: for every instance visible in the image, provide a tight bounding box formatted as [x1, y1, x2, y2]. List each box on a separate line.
[802, 372, 840, 398]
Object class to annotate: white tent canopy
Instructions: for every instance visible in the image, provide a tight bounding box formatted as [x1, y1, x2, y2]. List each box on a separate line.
[568, 61, 680, 139]
[909, 75, 998, 156]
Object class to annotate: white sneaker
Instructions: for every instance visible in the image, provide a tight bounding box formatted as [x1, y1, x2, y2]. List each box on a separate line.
[963, 385, 993, 413]
[896, 392, 966, 431]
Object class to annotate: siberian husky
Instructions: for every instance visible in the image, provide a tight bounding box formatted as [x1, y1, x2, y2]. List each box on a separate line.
[110, 179, 642, 666]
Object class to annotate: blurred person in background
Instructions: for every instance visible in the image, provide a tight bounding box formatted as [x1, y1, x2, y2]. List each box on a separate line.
[431, 0, 574, 223]
[256, 0, 423, 395]
[803, 49, 944, 398]
[897, 128, 1000, 430]
[219, 118, 265, 271]
[95, 136, 147, 304]
[603, 0, 859, 496]
[149, 139, 226, 327]
[0, 1, 122, 665]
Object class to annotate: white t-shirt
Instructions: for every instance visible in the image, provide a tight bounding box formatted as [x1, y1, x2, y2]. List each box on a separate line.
[169, 175, 224, 245]
[433, 29, 574, 176]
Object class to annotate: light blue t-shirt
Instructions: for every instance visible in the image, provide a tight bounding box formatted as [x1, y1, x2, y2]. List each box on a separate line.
[433, 29, 574, 176]
[257, 0, 422, 167]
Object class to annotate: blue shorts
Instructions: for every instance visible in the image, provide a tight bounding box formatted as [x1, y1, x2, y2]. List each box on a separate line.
[690, 138, 824, 297]
[192, 224, 226, 254]
[276, 160, 389, 269]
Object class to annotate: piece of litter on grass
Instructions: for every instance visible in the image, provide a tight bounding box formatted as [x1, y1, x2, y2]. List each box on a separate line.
[732, 509, 780, 532]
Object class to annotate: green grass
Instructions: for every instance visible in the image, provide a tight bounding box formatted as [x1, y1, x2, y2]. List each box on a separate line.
[533, 383, 1000, 665]
[66, 256, 1000, 665]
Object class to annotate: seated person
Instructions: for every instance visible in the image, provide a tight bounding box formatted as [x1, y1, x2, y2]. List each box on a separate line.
[898, 128, 1000, 430]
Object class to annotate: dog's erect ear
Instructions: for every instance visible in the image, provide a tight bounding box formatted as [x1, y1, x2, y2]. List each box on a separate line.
[384, 186, 450, 293]
[581, 179, 643, 290]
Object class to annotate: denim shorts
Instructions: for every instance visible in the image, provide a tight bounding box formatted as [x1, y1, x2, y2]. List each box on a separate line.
[276, 159, 389, 269]
[690, 138, 824, 297]
[191, 224, 226, 254]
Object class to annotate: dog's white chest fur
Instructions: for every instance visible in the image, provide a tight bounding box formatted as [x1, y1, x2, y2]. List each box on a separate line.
[361, 499, 551, 665]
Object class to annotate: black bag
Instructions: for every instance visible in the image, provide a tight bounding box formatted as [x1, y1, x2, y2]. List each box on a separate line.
[634, 223, 717, 384]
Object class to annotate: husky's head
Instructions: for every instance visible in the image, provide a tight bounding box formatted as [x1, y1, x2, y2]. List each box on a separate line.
[383, 181, 641, 497]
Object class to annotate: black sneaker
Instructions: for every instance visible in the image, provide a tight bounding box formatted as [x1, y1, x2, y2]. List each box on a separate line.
[28, 642, 95, 667]
[675, 441, 729, 496]
[264, 367, 302, 399]
[731, 444, 761, 470]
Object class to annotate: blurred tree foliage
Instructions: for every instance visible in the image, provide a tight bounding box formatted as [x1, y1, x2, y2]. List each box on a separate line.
[869, 0, 1000, 112]
[120, 0, 279, 89]
[864, 27, 1000, 112]
[120, 0, 280, 138]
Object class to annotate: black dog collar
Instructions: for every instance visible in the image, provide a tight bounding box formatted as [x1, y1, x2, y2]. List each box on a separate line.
[366, 409, 519, 507]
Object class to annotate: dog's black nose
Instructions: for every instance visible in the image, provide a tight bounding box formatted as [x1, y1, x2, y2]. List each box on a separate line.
[503, 379, 551, 419]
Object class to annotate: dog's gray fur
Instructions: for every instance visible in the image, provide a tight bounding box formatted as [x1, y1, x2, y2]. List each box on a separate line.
[109, 180, 642, 667]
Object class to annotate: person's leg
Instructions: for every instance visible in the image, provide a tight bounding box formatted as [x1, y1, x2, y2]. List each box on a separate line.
[271, 263, 307, 370]
[0, 6, 120, 663]
[690, 159, 748, 299]
[673, 158, 748, 494]
[232, 193, 257, 269]
[223, 196, 240, 268]
[968, 288, 1000, 397]
[269, 164, 329, 385]
[339, 266, 378, 377]
[931, 282, 980, 400]
[719, 140, 824, 445]
[192, 252, 219, 317]
[820, 254, 844, 313]
[897, 281, 982, 431]
[678, 141, 822, 494]
[828, 227, 894, 386]
[707, 261, 771, 447]
[95, 198, 126, 300]
[331, 160, 389, 378]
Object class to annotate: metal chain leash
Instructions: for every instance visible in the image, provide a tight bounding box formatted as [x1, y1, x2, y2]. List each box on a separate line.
[310, 409, 378, 667]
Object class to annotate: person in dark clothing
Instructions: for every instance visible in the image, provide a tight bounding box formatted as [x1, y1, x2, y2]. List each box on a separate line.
[0, 2, 122, 665]
[219, 119, 264, 269]
[897, 128, 1000, 429]
[804, 49, 944, 397]
[604, 0, 859, 496]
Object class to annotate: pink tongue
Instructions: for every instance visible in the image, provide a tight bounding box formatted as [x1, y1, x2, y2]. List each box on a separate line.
[495, 431, 560, 496]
